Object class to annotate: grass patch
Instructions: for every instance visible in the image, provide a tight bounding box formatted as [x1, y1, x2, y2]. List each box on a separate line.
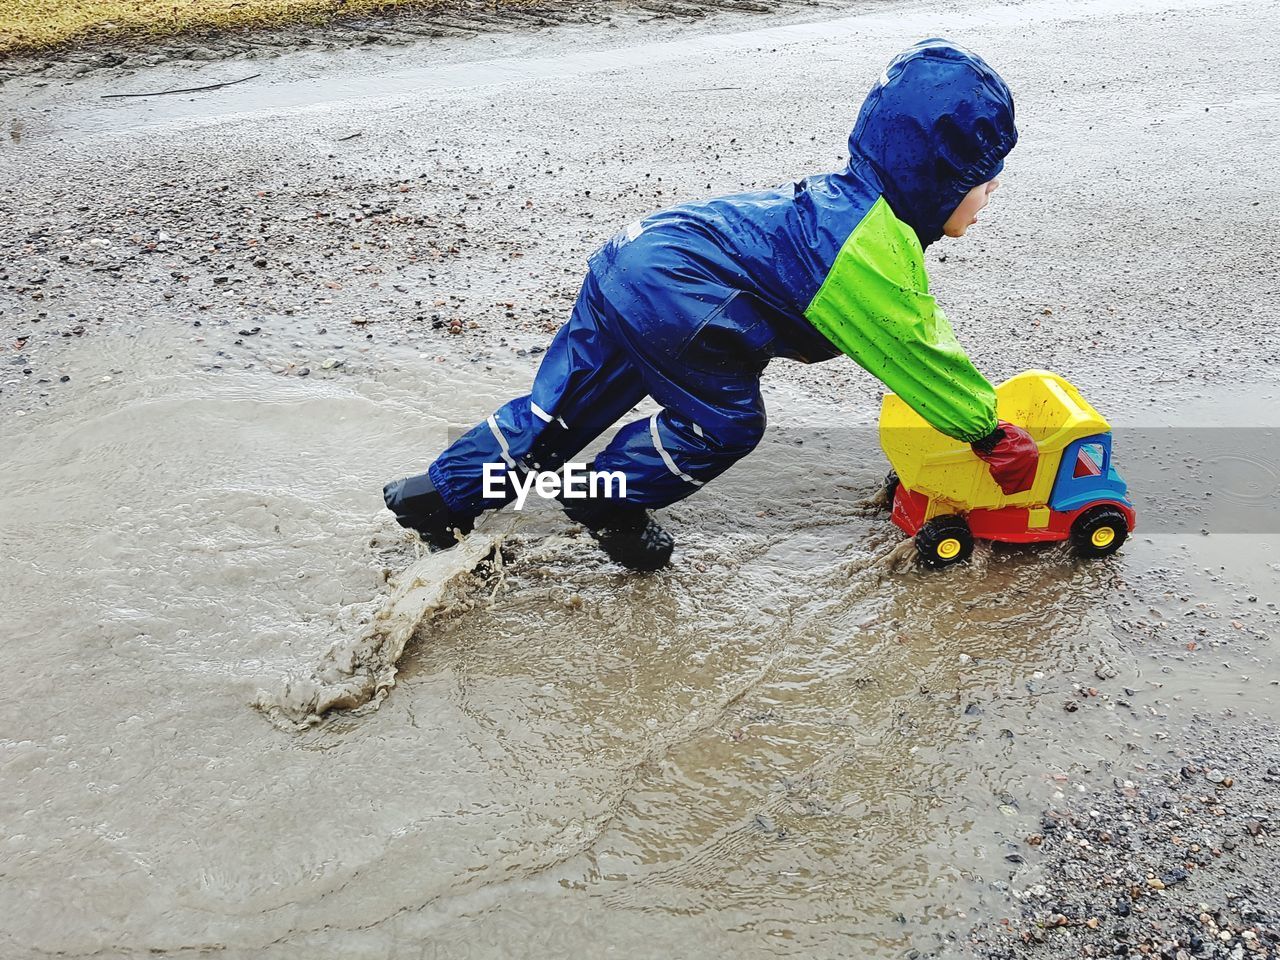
[0, 0, 507, 56]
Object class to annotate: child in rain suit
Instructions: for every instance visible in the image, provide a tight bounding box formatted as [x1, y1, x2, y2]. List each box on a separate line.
[384, 39, 1039, 570]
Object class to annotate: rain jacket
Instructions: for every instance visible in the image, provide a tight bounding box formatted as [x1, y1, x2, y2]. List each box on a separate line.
[423, 40, 1018, 517]
[588, 38, 1017, 442]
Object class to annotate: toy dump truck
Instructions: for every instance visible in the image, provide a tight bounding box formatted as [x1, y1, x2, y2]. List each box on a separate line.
[879, 370, 1136, 567]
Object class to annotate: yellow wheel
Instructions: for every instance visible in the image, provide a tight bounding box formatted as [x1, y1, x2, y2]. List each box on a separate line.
[1090, 526, 1116, 549]
[915, 516, 974, 568]
[1070, 506, 1129, 559]
[937, 537, 963, 560]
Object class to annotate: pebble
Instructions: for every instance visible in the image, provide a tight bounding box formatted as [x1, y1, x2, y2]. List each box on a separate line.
[980, 725, 1280, 957]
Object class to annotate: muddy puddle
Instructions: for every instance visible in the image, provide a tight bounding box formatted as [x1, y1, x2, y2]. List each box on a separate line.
[2, 318, 1276, 959]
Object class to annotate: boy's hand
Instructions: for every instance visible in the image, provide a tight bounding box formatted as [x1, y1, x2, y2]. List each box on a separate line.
[971, 421, 1038, 495]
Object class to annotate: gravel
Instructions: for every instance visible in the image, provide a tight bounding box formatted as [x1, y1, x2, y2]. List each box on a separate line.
[965, 730, 1280, 960]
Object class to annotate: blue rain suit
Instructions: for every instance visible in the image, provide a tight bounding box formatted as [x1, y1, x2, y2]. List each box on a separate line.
[427, 40, 1017, 517]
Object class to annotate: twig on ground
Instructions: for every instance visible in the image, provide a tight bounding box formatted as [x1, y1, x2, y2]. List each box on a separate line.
[101, 72, 261, 99]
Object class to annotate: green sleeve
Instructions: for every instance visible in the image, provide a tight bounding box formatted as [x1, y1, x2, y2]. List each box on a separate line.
[804, 196, 998, 443]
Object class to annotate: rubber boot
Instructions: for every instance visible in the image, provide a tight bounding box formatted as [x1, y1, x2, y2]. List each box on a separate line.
[382, 472, 475, 549]
[560, 496, 674, 572]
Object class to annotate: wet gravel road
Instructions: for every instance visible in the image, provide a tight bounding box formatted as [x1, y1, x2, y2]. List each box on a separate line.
[2, 0, 1279, 957]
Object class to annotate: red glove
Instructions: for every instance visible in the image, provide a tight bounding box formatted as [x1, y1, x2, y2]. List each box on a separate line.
[972, 421, 1039, 495]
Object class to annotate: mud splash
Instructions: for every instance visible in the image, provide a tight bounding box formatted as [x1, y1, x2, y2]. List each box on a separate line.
[254, 518, 518, 727]
[253, 483, 918, 730]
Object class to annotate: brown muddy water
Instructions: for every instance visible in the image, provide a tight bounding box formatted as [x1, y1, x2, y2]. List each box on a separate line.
[3, 321, 1277, 959]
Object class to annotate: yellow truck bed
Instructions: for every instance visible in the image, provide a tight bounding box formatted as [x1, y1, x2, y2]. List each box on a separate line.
[879, 370, 1111, 511]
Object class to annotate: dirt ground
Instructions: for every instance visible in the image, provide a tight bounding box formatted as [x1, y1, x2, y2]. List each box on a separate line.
[2, 0, 1278, 957]
[0, 0, 802, 81]
[0, 0, 513, 57]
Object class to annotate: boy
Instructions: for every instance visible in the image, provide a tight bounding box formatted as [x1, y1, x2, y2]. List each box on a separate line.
[384, 40, 1039, 571]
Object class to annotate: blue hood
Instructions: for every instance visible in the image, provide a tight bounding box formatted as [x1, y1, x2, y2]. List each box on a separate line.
[849, 40, 1018, 249]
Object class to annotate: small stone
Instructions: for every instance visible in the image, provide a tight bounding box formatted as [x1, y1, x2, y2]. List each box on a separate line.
[1147, 877, 1166, 890]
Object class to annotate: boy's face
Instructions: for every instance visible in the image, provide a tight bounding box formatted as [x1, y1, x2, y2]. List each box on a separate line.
[942, 179, 1000, 239]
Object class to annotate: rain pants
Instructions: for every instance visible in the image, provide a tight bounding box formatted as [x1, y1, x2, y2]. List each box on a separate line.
[428, 40, 1018, 517]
